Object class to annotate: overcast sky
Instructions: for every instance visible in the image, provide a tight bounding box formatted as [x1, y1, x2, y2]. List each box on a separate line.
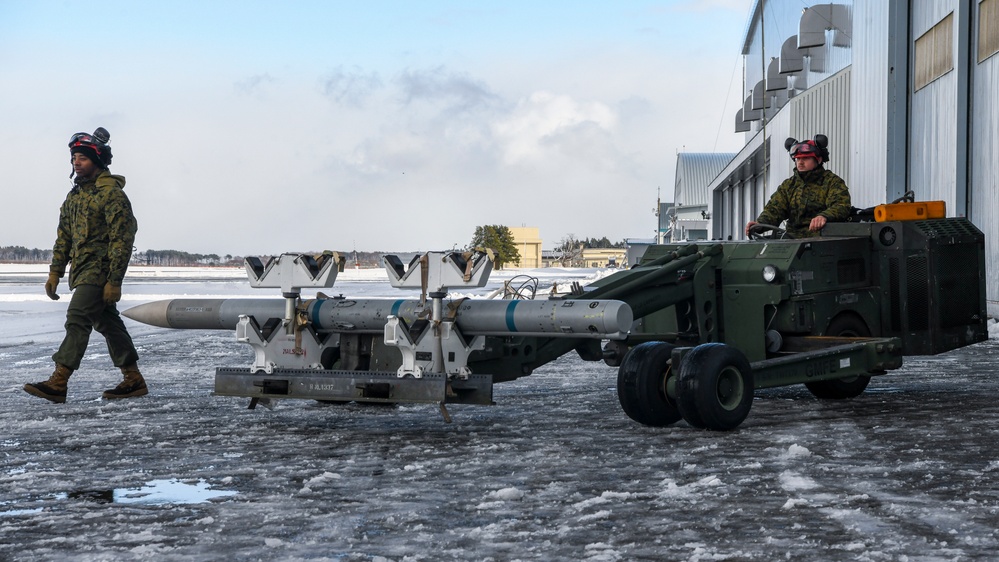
[1, 0, 751, 256]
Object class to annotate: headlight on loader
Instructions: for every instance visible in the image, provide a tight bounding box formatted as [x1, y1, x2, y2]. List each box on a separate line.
[762, 264, 779, 283]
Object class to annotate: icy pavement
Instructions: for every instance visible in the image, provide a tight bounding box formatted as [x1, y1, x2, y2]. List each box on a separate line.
[2, 273, 998, 561]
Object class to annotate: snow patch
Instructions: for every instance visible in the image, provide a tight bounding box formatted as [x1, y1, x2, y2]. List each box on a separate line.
[578, 509, 612, 522]
[305, 472, 341, 486]
[486, 487, 525, 501]
[658, 475, 723, 498]
[782, 498, 809, 509]
[779, 471, 818, 491]
[782, 444, 812, 458]
[572, 491, 634, 510]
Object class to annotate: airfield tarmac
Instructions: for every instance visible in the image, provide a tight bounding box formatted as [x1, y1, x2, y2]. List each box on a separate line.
[1, 267, 998, 561]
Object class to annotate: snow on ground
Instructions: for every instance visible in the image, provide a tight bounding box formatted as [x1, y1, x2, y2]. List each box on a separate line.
[1, 268, 998, 561]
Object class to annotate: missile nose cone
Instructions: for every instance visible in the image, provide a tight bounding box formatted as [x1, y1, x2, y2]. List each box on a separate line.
[122, 300, 173, 328]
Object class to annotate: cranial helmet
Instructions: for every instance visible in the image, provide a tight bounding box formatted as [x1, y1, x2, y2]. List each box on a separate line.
[69, 127, 113, 168]
[784, 134, 829, 163]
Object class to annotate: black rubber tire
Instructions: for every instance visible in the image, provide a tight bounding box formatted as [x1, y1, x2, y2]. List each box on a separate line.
[616, 342, 681, 427]
[805, 314, 872, 399]
[676, 343, 754, 431]
[320, 346, 341, 370]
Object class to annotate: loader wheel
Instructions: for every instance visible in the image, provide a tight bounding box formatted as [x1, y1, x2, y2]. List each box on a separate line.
[805, 314, 872, 399]
[616, 342, 681, 427]
[676, 343, 754, 431]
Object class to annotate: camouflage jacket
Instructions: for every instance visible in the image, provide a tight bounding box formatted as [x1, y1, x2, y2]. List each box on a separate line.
[50, 170, 138, 288]
[756, 167, 851, 238]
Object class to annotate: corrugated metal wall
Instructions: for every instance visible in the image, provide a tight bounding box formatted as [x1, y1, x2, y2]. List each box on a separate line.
[972, 3, 999, 315]
[909, 1, 959, 207]
[790, 68, 852, 184]
[764, 105, 793, 200]
[675, 154, 736, 207]
[849, 0, 890, 208]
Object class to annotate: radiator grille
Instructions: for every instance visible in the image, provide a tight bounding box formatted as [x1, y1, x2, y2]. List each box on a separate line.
[937, 244, 981, 328]
[889, 258, 901, 332]
[906, 256, 929, 331]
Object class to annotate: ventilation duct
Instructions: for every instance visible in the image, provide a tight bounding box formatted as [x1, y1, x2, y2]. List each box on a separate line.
[766, 58, 788, 90]
[735, 109, 751, 132]
[798, 4, 852, 49]
[743, 95, 762, 121]
[751, 80, 772, 111]
[779, 36, 804, 74]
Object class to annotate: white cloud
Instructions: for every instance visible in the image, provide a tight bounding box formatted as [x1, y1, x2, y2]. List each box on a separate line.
[492, 91, 618, 167]
[320, 66, 383, 107]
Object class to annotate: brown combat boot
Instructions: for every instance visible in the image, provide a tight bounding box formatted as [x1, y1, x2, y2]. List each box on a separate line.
[24, 364, 74, 403]
[103, 364, 148, 399]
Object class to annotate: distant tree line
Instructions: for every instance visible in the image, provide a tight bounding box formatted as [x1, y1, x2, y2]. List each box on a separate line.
[137, 250, 227, 266]
[2, 235, 624, 267]
[0, 246, 238, 266]
[580, 236, 625, 249]
[0, 246, 52, 262]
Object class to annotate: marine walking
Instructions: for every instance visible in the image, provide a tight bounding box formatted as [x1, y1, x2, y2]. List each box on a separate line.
[23, 128, 148, 403]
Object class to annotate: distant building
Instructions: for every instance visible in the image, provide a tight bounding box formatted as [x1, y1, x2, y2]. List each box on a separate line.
[541, 249, 562, 268]
[624, 238, 656, 268]
[508, 226, 542, 268]
[581, 248, 627, 268]
[669, 153, 736, 242]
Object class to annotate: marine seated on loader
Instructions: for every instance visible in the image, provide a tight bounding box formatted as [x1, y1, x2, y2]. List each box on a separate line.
[745, 134, 851, 239]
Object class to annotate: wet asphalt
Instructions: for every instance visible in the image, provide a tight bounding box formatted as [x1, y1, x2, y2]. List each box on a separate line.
[2, 323, 998, 561]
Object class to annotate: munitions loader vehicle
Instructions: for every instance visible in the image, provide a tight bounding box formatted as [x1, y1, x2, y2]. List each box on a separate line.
[124, 211, 988, 431]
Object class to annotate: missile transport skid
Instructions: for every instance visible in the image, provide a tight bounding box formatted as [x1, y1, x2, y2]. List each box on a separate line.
[126, 217, 988, 430]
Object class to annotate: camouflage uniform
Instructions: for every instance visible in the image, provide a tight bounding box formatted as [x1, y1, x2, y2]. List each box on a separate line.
[50, 170, 139, 370]
[756, 167, 851, 238]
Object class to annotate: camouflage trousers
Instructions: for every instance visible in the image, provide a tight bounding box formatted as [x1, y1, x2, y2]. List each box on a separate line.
[52, 284, 139, 370]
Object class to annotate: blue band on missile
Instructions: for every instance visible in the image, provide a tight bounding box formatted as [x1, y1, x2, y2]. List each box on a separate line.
[391, 300, 403, 317]
[505, 300, 518, 332]
[311, 301, 323, 328]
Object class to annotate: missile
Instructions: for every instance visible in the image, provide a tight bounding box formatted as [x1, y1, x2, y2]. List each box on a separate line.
[122, 299, 286, 330]
[124, 297, 633, 339]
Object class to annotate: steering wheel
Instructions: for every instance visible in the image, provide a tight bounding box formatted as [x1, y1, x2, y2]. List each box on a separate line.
[748, 223, 793, 240]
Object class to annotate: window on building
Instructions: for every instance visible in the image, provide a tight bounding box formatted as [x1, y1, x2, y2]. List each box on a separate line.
[914, 13, 954, 91]
[981, 0, 999, 63]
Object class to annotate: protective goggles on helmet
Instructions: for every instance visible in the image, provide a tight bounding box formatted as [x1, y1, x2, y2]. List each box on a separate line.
[69, 132, 103, 149]
[788, 141, 821, 159]
[69, 127, 109, 148]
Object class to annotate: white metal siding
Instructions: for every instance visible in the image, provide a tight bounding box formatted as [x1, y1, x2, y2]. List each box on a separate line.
[912, 0, 958, 37]
[849, 0, 890, 207]
[972, 1, 999, 315]
[765, 105, 794, 200]
[790, 68, 852, 185]
[910, 2, 959, 207]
